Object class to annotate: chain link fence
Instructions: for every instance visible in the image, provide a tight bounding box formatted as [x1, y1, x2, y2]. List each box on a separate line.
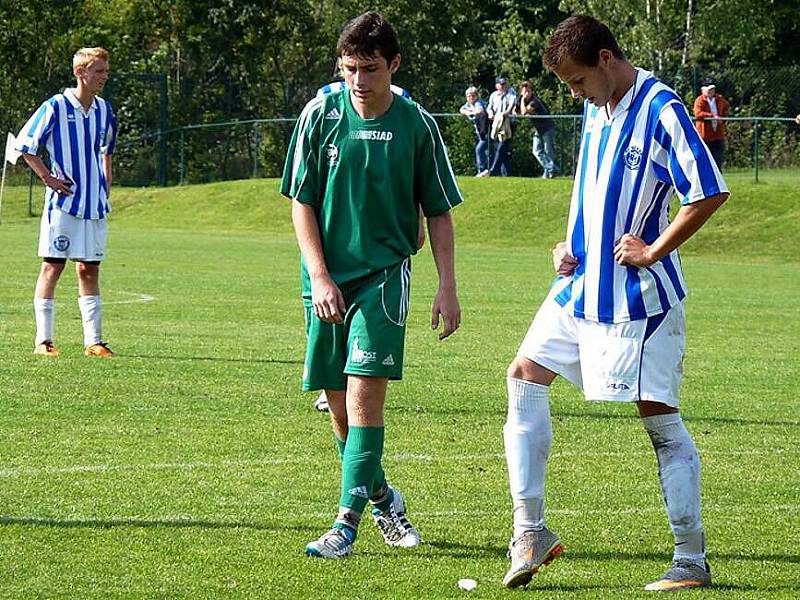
[106, 113, 799, 188]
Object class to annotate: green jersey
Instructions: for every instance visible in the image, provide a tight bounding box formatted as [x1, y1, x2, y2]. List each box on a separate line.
[280, 89, 463, 294]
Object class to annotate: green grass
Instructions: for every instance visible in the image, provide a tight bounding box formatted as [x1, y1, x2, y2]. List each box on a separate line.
[0, 174, 798, 598]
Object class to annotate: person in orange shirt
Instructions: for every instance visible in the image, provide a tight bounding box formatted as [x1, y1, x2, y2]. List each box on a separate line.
[693, 83, 730, 171]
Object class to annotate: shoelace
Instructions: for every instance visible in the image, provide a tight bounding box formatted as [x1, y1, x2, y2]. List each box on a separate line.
[376, 506, 406, 542]
[321, 529, 351, 552]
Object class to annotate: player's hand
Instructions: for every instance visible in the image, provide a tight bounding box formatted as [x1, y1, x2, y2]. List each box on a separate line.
[44, 174, 74, 195]
[552, 241, 578, 276]
[614, 233, 655, 267]
[311, 275, 346, 324]
[431, 287, 461, 340]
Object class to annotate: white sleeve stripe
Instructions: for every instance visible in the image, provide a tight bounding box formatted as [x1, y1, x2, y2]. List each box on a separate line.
[416, 105, 464, 208]
[290, 98, 324, 196]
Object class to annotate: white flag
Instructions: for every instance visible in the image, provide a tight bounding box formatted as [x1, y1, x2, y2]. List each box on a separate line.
[5, 132, 21, 165]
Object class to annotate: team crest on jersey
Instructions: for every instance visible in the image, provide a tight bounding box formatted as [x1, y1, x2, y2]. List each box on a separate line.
[326, 143, 339, 167]
[53, 235, 70, 252]
[624, 146, 643, 170]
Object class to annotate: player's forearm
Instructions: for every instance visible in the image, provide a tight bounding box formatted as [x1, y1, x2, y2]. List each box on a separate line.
[22, 154, 50, 183]
[647, 193, 728, 262]
[103, 155, 113, 191]
[427, 212, 458, 290]
[291, 200, 330, 279]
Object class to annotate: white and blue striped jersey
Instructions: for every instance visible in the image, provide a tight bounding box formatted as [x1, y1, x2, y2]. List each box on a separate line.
[16, 88, 117, 220]
[315, 80, 411, 100]
[552, 69, 728, 323]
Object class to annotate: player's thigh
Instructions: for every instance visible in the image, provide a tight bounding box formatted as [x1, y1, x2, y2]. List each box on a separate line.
[302, 304, 347, 392]
[517, 293, 582, 388]
[343, 259, 410, 381]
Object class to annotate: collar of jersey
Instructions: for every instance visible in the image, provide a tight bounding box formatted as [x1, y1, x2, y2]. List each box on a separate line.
[344, 88, 397, 123]
[63, 88, 98, 115]
[604, 68, 653, 121]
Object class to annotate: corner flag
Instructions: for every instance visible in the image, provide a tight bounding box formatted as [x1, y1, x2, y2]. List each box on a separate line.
[0, 132, 22, 224]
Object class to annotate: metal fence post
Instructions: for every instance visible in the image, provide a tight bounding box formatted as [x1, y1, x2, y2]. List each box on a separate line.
[571, 116, 578, 176]
[28, 169, 34, 216]
[179, 128, 185, 184]
[754, 119, 760, 183]
[159, 74, 168, 186]
[252, 125, 260, 179]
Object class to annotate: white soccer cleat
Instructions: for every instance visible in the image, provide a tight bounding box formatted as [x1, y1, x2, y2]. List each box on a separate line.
[305, 526, 355, 559]
[314, 391, 329, 412]
[644, 558, 711, 591]
[503, 527, 564, 588]
[371, 486, 421, 547]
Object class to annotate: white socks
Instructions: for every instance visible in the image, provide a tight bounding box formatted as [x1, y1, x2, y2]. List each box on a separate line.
[504, 377, 552, 538]
[643, 413, 705, 562]
[33, 297, 55, 344]
[78, 295, 102, 347]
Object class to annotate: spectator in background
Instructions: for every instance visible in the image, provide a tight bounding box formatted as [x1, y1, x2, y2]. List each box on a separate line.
[693, 83, 730, 171]
[515, 81, 559, 178]
[487, 76, 516, 176]
[460, 86, 490, 177]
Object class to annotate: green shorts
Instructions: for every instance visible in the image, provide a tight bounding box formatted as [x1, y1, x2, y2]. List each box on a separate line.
[302, 258, 411, 391]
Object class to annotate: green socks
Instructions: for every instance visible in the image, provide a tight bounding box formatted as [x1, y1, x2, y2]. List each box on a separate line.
[338, 426, 385, 517]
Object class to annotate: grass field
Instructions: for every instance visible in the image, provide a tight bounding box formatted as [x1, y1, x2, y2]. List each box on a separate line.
[0, 174, 798, 598]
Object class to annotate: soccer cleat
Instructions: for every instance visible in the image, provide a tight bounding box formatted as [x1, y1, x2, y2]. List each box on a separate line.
[371, 486, 421, 547]
[305, 526, 355, 559]
[503, 527, 564, 589]
[314, 391, 329, 412]
[34, 341, 60, 357]
[644, 559, 711, 591]
[84, 342, 114, 357]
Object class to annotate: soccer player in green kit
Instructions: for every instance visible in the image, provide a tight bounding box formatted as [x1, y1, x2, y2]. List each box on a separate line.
[280, 12, 463, 558]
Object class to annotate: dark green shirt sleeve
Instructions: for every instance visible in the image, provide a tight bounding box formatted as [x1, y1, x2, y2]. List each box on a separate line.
[414, 106, 464, 218]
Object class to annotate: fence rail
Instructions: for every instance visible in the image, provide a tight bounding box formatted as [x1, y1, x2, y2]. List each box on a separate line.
[108, 113, 799, 188]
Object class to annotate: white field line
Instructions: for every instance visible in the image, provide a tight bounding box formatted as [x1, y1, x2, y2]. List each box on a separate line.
[104, 291, 156, 305]
[5, 505, 799, 525]
[0, 448, 795, 479]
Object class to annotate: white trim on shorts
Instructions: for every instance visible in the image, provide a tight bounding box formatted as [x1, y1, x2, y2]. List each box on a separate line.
[38, 208, 107, 261]
[518, 288, 686, 408]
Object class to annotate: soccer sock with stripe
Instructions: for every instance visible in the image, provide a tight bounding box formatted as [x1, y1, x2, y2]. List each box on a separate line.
[504, 377, 552, 538]
[78, 295, 102, 347]
[335, 425, 385, 532]
[643, 413, 706, 563]
[33, 297, 55, 345]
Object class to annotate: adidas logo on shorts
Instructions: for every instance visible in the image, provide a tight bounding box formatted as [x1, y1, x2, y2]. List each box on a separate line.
[382, 354, 395, 366]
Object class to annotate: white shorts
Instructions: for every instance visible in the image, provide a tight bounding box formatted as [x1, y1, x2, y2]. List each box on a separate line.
[38, 208, 107, 261]
[518, 290, 686, 407]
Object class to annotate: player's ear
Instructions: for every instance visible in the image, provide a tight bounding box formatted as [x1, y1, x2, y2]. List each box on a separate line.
[389, 54, 401, 74]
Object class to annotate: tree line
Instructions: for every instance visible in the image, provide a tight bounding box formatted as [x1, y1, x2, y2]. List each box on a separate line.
[2, 0, 798, 181]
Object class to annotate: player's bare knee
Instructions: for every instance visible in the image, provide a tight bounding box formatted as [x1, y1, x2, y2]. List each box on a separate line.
[40, 260, 65, 280]
[507, 356, 554, 385]
[76, 261, 99, 280]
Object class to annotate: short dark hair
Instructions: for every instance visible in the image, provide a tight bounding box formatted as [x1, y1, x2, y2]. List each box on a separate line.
[543, 15, 624, 69]
[336, 12, 400, 65]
